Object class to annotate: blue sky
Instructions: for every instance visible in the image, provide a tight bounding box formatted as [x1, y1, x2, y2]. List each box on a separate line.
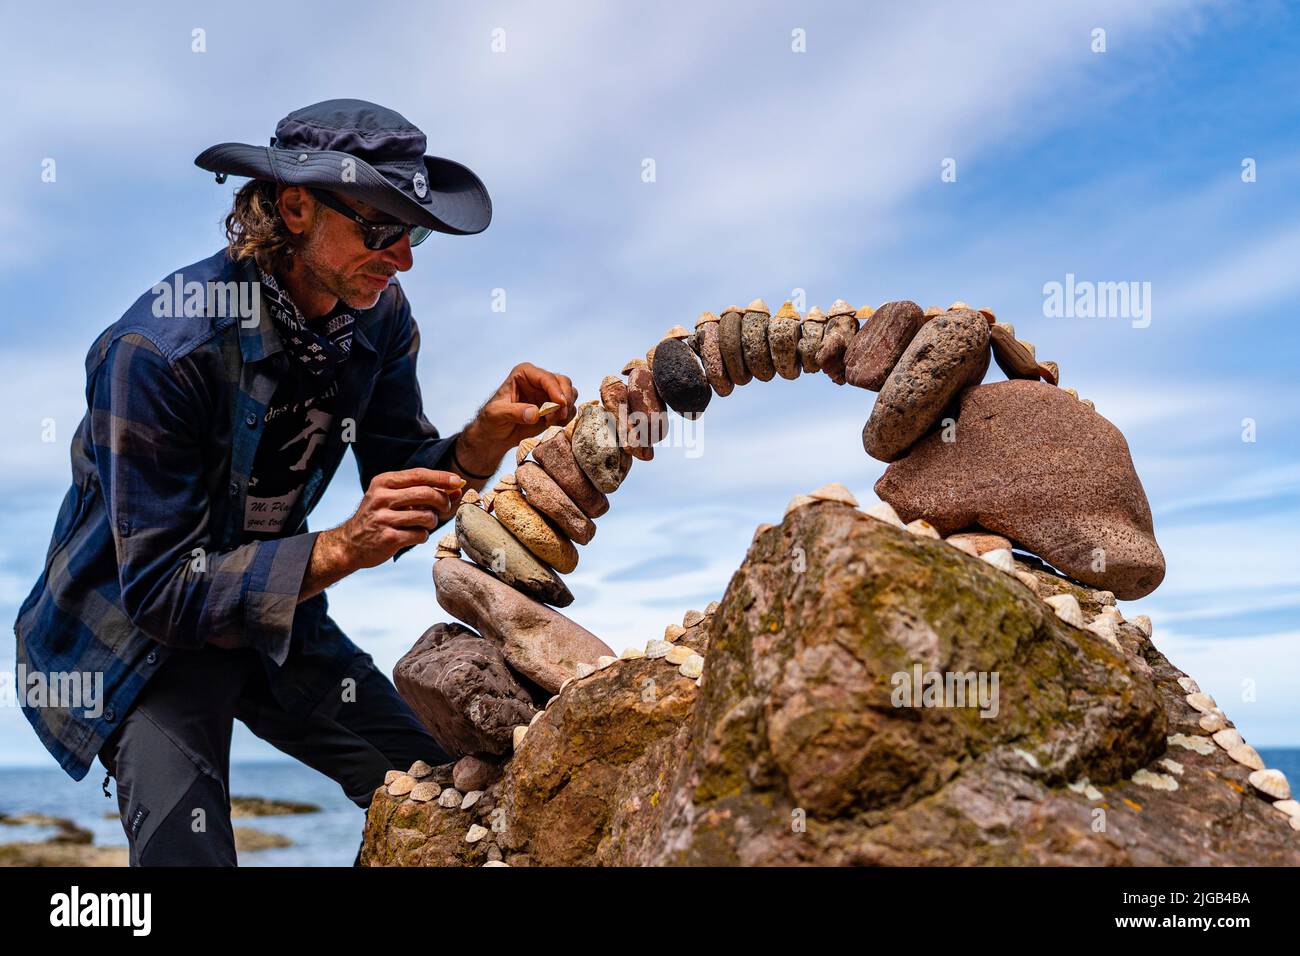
[1, 0, 1298, 772]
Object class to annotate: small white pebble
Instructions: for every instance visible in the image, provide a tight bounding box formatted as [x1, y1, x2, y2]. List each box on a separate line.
[906, 519, 940, 540]
[437, 787, 462, 809]
[595, 655, 617, 670]
[620, 646, 645, 660]
[1212, 728, 1244, 751]
[682, 610, 705, 628]
[512, 725, 528, 750]
[664, 624, 687, 643]
[465, 824, 489, 843]
[980, 548, 1015, 573]
[1133, 614, 1153, 637]
[679, 654, 704, 679]
[665, 645, 694, 665]
[645, 639, 673, 659]
[1177, 676, 1201, 694]
[574, 662, 596, 679]
[462, 790, 483, 810]
[1248, 769, 1291, 800]
[1044, 594, 1083, 627]
[1228, 743, 1265, 771]
[1185, 692, 1216, 714]
[482, 860, 509, 867]
[864, 502, 905, 528]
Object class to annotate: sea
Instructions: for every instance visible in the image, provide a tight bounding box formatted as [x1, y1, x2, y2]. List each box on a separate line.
[0, 759, 366, 867]
[3, 750, 1299, 866]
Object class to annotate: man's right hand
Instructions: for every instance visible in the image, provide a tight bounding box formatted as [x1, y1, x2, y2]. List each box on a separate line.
[301, 468, 465, 599]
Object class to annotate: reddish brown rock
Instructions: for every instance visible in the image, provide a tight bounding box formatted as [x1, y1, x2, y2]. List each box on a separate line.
[815, 328, 851, 385]
[718, 306, 751, 387]
[435, 557, 614, 694]
[875, 379, 1166, 599]
[368, 504, 1288, 867]
[515, 461, 596, 546]
[990, 324, 1040, 380]
[845, 300, 926, 391]
[393, 622, 537, 758]
[625, 365, 669, 461]
[452, 755, 502, 793]
[695, 319, 734, 397]
[532, 430, 610, 518]
[862, 308, 990, 462]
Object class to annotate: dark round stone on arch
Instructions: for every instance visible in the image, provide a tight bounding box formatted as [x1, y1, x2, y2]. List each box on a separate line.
[651, 338, 712, 417]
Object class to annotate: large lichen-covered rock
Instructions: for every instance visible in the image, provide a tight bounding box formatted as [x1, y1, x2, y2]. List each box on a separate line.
[365, 504, 1300, 866]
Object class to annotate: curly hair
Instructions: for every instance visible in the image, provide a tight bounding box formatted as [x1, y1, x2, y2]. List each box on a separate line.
[223, 179, 300, 274]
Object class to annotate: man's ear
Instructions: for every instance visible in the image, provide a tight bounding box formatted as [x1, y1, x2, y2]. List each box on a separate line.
[277, 185, 315, 237]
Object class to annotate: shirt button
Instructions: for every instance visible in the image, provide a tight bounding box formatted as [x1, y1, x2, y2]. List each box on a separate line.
[145, 651, 157, 665]
[298, 153, 309, 163]
[245, 413, 257, 427]
[104, 707, 116, 723]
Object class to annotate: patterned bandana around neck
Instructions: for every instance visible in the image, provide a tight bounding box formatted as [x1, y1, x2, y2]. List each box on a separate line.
[257, 266, 356, 377]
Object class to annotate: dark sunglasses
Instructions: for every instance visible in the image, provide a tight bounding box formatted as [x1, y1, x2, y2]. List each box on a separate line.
[308, 188, 432, 251]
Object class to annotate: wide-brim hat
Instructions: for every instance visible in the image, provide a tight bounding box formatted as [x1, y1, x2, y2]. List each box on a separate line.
[194, 98, 492, 236]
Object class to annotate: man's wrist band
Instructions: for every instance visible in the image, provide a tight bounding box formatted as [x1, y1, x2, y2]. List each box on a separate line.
[450, 441, 493, 480]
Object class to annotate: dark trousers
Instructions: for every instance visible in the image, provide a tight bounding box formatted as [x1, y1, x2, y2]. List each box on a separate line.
[98, 643, 447, 866]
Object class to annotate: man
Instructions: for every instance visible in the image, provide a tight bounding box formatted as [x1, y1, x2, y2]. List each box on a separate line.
[11, 99, 577, 866]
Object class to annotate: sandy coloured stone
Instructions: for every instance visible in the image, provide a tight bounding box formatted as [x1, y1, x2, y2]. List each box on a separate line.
[786, 494, 816, 516]
[946, 532, 1012, 555]
[864, 501, 904, 527]
[1133, 615, 1153, 637]
[718, 306, 751, 386]
[989, 323, 1040, 380]
[408, 760, 434, 779]
[514, 436, 540, 466]
[1086, 616, 1121, 650]
[536, 401, 562, 419]
[1178, 677, 1200, 694]
[575, 662, 596, 679]
[695, 320, 734, 397]
[741, 304, 776, 382]
[625, 365, 669, 461]
[863, 308, 991, 462]
[1185, 692, 1216, 714]
[664, 644, 694, 665]
[1038, 360, 1060, 386]
[435, 557, 614, 694]
[947, 536, 979, 557]
[664, 623, 686, 642]
[906, 518, 940, 539]
[845, 300, 926, 391]
[645, 639, 672, 659]
[465, 824, 489, 843]
[705, 600, 720, 615]
[462, 790, 484, 810]
[532, 429, 610, 518]
[1229, 744, 1266, 771]
[491, 488, 579, 574]
[596, 655, 617, 670]
[651, 338, 712, 417]
[826, 299, 859, 343]
[570, 401, 633, 494]
[768, 301, 802, 380]
[682, 608, 705, 627]
[620, 646, 645, 660]
[1044, 593, 1084, 628]
[512, 726, 528, 750]
[679, 654, 704, 679]
[1198, 712, 1227, 733]
[515, 461, 596, 545]
[384, 770, 403, 786]
[438, 787, 463, 809]
[1274, 799, 1300, 818]
[797, 307, 827, 373]
[387, 774, 416, 797]
[809, 482, 858, 506]
[409, 781, 441, 803]
[455, 503, 573, 607]
[1213, 728, 1244, 750]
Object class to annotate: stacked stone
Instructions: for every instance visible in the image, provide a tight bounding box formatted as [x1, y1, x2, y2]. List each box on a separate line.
[416, 292, 1128, 763]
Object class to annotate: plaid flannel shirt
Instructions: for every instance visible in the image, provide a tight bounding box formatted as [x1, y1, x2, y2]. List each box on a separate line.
[12, 249, 460, 781]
